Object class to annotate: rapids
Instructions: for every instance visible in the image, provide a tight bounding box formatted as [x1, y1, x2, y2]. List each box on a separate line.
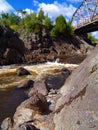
[0, 62, 78, 90]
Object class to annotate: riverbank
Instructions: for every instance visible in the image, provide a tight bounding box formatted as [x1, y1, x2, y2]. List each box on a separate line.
[0, 61, 79, 126]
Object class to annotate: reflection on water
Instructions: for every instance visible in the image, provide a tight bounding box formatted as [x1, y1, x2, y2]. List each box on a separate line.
[0, 88, 28, 124]
[0, 61, 79, 124]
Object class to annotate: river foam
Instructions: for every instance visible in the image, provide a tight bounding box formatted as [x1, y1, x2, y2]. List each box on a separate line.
[0, 62, 78, 90]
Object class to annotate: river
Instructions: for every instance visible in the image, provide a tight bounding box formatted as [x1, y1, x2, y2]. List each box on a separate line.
[0, 56, 85, 125]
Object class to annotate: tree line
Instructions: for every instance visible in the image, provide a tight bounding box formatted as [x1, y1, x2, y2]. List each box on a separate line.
[0, 8, 74, 36]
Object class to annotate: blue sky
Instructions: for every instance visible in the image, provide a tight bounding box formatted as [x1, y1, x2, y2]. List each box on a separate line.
[0, 0, 98, 38]
[1, 0, 82, 20]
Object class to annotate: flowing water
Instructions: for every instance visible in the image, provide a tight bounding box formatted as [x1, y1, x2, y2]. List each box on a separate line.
[0, 61, 79, 124]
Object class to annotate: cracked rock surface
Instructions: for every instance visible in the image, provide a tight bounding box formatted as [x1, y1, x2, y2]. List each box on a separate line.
[54, 46, 98, 130]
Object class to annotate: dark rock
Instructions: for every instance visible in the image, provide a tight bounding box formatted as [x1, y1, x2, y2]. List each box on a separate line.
[18, 123, 39, 130]
[17, 80, 34, 89]
[0, 25, 25, 65]
[28, 80, 48, 97]
[1, 117, 12, 130]
[25, 92, 48, 113]
[3, 48, 23, 64]
[45, 75, 66, 91]
[61, 68, 71, 78]
[16, 67, 31, 76]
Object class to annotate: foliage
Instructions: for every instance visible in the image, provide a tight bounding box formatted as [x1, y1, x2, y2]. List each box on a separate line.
[88, 34, 98, 44]
[66, 21, 74, 36]
[0, 12, 21, 30]
[0, 9, 75, 36]
[38, 8, 44, 22]
[10, 25, 18, 31]
[43, 15, 53, 30]
[51, 15, 66, 36]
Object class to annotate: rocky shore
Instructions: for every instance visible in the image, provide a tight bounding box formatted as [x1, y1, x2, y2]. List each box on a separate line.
[0, 65, 71, 130]
[1, 45, 98, 130]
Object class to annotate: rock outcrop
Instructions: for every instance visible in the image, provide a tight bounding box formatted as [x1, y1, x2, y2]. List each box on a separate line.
[0, 25, 95, 65]
[0, 25, 25, 65]
[54, 46, 98, 130]
[19, 29, 94, 64]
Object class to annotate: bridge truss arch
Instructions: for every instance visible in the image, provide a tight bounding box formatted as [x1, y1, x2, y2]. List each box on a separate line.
[71, 0, 98, 29]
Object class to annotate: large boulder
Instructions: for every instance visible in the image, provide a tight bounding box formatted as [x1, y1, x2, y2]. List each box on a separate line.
[54, 47, 98, 130]
[45, 75, 66, 91]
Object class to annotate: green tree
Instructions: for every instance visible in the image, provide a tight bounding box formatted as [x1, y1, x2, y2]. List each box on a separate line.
[38, 8, 44, 23]
[0, 12, 20, 28]
[66, 21, 74, 36]
[51, 15, 66, 36]
[88, 34, 98, 44]
[43, 15, 53, 30]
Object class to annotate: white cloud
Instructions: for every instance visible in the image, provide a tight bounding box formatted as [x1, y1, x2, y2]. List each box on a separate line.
[33, 0, 39, 6]
[0, 0, 15, 13]
[38, 1, 76, 20]
[25, 8, 34, 14]
[91, 31, 98, 38]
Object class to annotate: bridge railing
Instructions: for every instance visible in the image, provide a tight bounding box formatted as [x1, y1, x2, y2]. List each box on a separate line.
[73, 14, 98, 29]
[71, 0, 98, 29]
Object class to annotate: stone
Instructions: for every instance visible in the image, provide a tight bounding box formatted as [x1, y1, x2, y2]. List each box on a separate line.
[54, 47, 98, 130]
[61, 68, 71, 78]
[13, 108, 34, 129]
[28, 80, 48, 96]
[16, 67, 31, 76]
[1, 117, 12, 130]
[25, 92, 48, 113]
[17, 79, 34, 89]
[45, 75, 65, 91]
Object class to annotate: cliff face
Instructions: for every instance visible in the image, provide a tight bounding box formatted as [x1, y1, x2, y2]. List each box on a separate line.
[54, 46, 98, 130]
[0, 25, 25, 65]
[19, 29, 94, 63]
[0, 25, 94, 65]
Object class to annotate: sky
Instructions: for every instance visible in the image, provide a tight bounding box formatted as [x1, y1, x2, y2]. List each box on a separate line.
[0, 0, 98, 38]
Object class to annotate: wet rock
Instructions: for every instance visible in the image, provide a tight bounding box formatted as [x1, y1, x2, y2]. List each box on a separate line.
[54, 47, 98, 130]
[61, 68, 71, 78]
[1, 117, 12, 130]
[45, 75, 65, 91]
[28, 80, 48, 96]
[17, 79, 34, 89]
[16, 67, 31, 76]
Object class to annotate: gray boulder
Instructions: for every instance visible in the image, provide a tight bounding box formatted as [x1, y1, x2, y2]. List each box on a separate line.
[54, 47, 98, 130]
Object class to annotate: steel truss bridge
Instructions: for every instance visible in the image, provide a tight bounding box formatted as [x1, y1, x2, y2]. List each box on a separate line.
[71, 0, 98, 33]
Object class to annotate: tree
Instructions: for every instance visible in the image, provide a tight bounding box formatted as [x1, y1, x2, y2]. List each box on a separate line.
[51, 15, 66, 36]
[43, 15, 53, 30]
[38, 8, 44, 23]
[65, 21, 74, 36]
